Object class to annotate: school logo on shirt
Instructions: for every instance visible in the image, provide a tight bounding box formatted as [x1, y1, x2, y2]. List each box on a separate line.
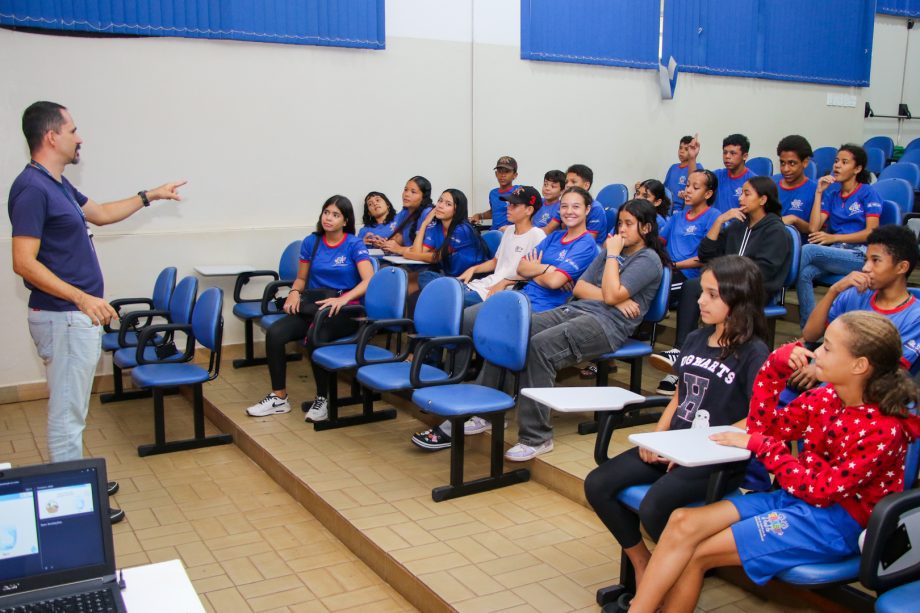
[684, 225, 699, 236]
[735, 187, 743, 200]
[755, 511, 789, 540]
[557, 249, 568, 260]
[333, 255, 348, 266]
[536, 212, 551, 225]
[790, 199, 804, 212]
[679, 176, 687, 185]
[848, 202, 864, 216]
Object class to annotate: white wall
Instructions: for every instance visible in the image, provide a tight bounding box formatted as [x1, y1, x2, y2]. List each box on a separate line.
[1, 0, 917, 388]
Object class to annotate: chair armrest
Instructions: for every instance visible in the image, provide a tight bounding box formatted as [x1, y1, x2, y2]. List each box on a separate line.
[410, 335, 474, 388]
[356, 318, 415, 365]
[117, 309, 171, 348]
[594, 396, 672, 466]
[310, 304, 367, 348]
[104, 297, 154, 332]
[260, 280, 294, 315]
[135, 323, 194, 366]
[859, 488, 920, 593]
[233, 270, 279, 303]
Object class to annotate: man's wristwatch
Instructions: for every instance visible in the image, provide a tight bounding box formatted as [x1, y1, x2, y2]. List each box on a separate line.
[138, 191, 150, 207]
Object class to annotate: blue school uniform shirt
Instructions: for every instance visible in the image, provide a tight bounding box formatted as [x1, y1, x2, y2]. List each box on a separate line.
[534, 200, 559, 228]
[489, 185, 517, 230]
[664, 162, 703, 211]
[828, 289, 920, 373]
[552, 200, 608, 244]
[394, 206, 434, 246]
[358, 220, 397, 241]
[772, 175, 818, 224]
[521, 231, 598, 312]
[661, 206, 721, 279]
[422, 221, 487, 277]
[713, 167, 756, 213]
[300, 234, 370, 291]
[820, 183, 882, 237]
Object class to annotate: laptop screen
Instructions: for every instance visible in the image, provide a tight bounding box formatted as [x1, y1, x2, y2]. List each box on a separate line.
[0, 459, 115, 597]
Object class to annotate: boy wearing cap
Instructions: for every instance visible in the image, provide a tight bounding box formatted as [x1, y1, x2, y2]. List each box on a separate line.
[471, 156, 518, 230]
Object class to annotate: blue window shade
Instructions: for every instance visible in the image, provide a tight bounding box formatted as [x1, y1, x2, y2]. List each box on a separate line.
[521, 0, 658, 70]
[0, 1, 385, 49]
[878, 1, 920, 17]
[662, 0, 874, 87]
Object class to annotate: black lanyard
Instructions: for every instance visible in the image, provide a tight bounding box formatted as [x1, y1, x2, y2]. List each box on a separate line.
[29, 160, 88, 223]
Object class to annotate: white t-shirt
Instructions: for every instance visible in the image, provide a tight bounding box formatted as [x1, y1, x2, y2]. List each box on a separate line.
[466, 226, 546, 300]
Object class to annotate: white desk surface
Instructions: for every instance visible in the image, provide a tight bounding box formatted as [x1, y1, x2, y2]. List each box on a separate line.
[521, 387, 646, 413]
[628, 426, 751, 467]
[194, 265, 255, 276]
[122, 559, 204, 612]
[381, 255, 428, 266]
[367, 248, 385, 257]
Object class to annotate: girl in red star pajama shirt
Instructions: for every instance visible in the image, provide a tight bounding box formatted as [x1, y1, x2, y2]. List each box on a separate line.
[629, 311, 920, 613]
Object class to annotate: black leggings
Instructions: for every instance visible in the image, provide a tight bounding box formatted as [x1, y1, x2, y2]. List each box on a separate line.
[265, 313, 358, 395]
[584, 446, 746, 548]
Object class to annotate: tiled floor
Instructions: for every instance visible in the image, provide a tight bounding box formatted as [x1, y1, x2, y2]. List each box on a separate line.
[0, 312, 823, 613]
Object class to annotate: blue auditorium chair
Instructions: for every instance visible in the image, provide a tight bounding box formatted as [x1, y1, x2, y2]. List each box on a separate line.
[875, 178, 915, 216]
[905, 137, 920, 155]
[307, 266, 408, 431]
[481, 230, 503, 259]
[861, 488, 920, 612]
[867, 147, 887, 179]
[816, 200, 901, 288]
[232, 240, 301, 368]
[131, 287, 233, 457]
[900, 149, 920, 167]
[746, 156, 773, 177]
[764, 226, 800, 348]
[865, 135, 895, 164]
[879, 162, 920, 190]
[99, 266, 176, 403]
[804, 161, 817, 181]
[596, 183, 629, 211]
[409, 290, 532, 501]
[812, 147, 838, 177]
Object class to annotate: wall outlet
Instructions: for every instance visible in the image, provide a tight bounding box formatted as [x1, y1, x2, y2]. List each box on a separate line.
[827, 93, 857, 107]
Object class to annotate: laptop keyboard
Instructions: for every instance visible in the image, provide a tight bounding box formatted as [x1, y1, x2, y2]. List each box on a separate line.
[1, 588, 118, 612]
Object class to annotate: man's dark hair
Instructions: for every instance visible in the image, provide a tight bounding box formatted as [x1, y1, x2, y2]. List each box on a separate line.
[680, 135, 693, 145]
[722, 133, 750, 154]
[544, 169, 565, 189]
[22, 101, 68, 154]
[566, 164, 593, 188]
[868, 224, 919, 275]
[776, 135, 814, 162]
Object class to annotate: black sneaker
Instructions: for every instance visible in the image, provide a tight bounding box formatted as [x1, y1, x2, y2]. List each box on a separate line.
[410, 426, 451, 451]
[107, 481, 119, 496]
[656, 374, 678, 396]
[110, 507, 126, 524]
[649, 348, 680, 374]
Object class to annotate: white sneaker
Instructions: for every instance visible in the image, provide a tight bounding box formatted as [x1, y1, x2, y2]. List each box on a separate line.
[464, 416, 491, 435]
[649, 348, 681, 374]
[305, 397, 328, 422]
[245, 393, 291, 417]
[504, 440, 554, 462]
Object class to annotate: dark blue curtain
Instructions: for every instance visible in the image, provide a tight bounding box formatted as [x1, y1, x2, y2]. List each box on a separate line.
[662, 0, 875, 86]
[521, 0, 659, 70]
[878, 1, 920, 17]
[0, 1, 385, 49]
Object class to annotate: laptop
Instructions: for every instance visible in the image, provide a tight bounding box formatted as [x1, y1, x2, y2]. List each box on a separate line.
[0, 459, 126, 612]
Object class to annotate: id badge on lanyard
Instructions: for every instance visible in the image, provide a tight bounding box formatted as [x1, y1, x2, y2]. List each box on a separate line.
[30, 160, 94, 241]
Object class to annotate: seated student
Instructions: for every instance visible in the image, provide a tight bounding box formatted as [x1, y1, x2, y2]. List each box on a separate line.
[408, 189, 489, 290]
[542, 164, 608, 244]
[798, 225, 920, 390]
[629, 313, 920, 612]
[379, 176, 435, 255]
[663, 135, 703, 212]
[357, 191, 397, 246]
[585, 256, 770, 590]
[660, 170, 721, 294]
[477, 199, 665, 461]
[534, 169, 564, 228]
[795, 144, 882, 328]
[652, 176, 792, 395]
[686, 133, 756, 212]
[457, 185, 547, 308]
[635, 179, 672, 229]
[470, 156, 518, 230]
[245, 196, 373, 420]
[772, 135, 817, 236]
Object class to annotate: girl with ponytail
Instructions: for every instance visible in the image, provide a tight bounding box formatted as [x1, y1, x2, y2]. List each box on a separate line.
[629, 311, 920, 612]
[795, 143, 883, 329]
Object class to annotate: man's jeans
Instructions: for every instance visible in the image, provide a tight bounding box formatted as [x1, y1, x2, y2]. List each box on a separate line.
[28, 309, 102, 462]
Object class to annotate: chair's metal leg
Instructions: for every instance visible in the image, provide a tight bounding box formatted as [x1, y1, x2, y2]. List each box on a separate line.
[101, 362, 152, 403]
[137, 384, 233, 457]
[153, 388, 166, 447]
[192, 384, 205, 439]
[311, 374, 396, 432]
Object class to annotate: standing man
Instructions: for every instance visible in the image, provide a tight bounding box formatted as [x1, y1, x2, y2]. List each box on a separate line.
[8, 101, 186, 523]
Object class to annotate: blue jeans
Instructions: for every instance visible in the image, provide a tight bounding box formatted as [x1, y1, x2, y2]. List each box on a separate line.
[28, 310, 102, 462]
[795, 244, 865, 328]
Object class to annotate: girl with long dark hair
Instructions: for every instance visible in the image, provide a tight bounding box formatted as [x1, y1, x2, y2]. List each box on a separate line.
[358, 191, 397, 245]
[379, 176, 434, 254]
[585, 256, 770, 591]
